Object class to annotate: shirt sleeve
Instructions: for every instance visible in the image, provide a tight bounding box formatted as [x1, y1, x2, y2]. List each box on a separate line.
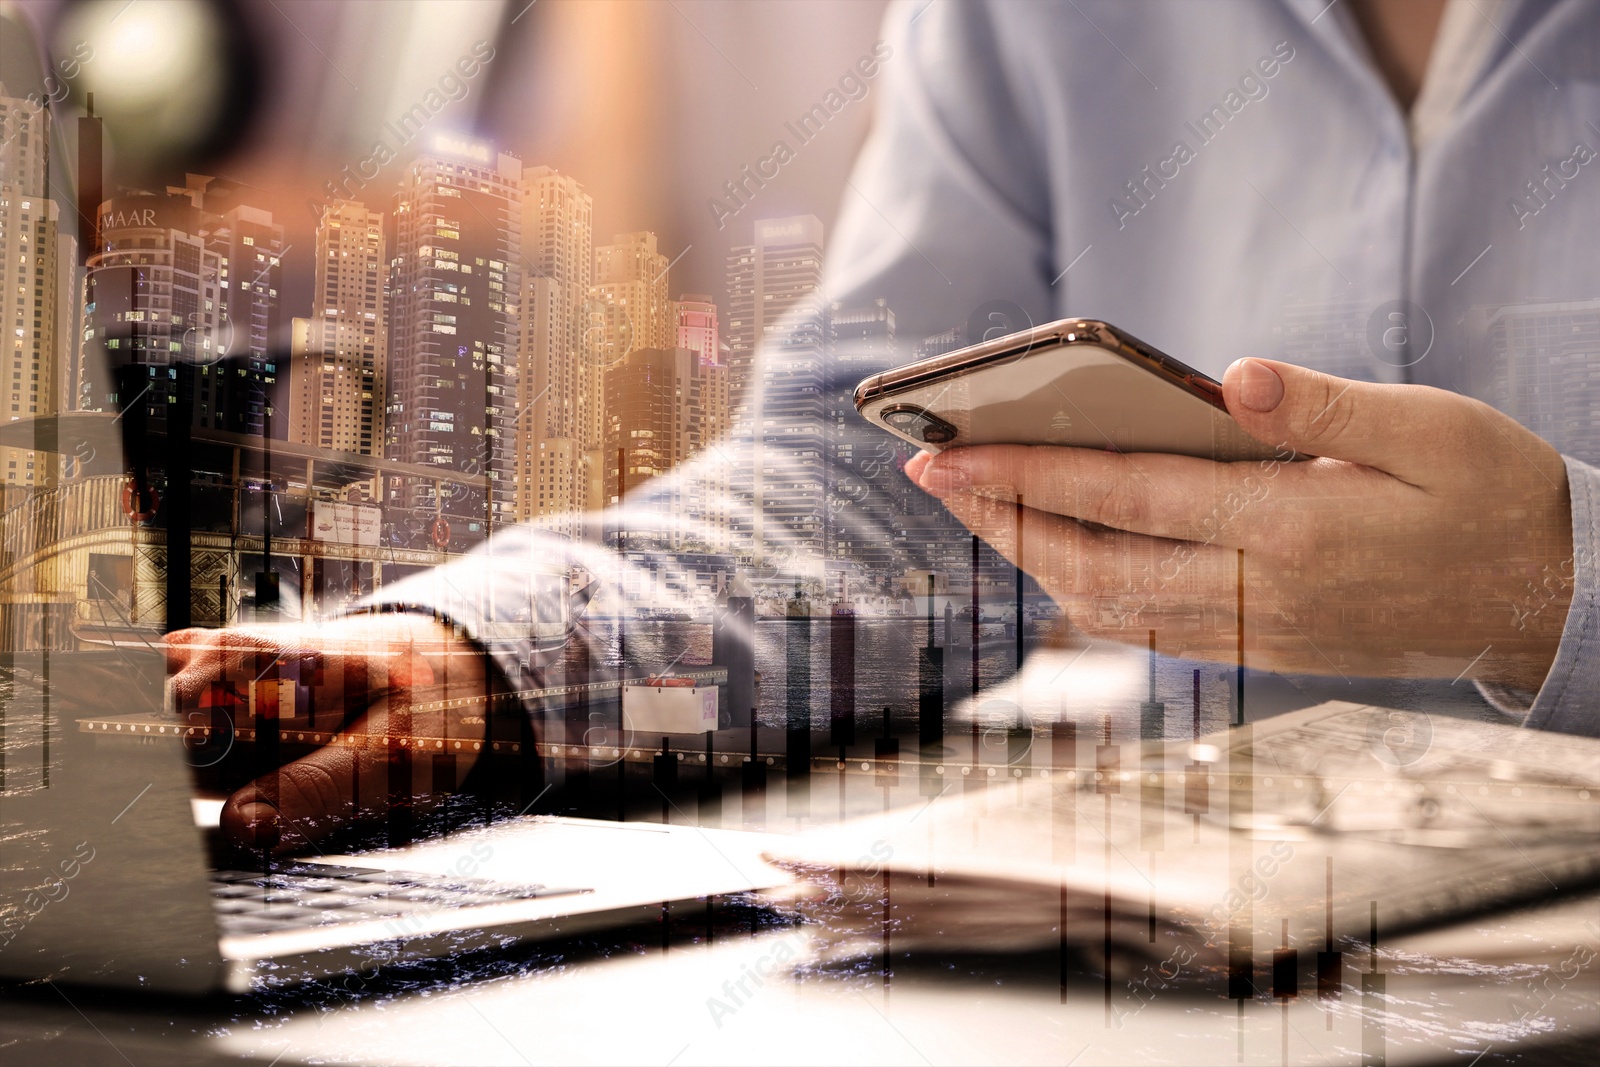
[347, 522, 591, 701]
[824, 0, 1055, 334]
[1520, 454, 1600, 736]
[347, 492, 746, 704]
[348, 0, 1074, 715]
[349, 436, 963, 719]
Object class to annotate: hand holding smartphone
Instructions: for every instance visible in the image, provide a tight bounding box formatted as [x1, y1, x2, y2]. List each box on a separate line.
[855, 318, 1288, 462]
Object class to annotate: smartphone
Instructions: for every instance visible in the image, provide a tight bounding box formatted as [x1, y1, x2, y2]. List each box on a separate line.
[854, 318, 1286, 462]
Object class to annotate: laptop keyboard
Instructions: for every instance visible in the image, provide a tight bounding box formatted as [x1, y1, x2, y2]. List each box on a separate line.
[210, 865, 582, 936]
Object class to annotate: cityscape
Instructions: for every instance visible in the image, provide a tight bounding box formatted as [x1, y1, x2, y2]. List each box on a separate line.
[0, 86, 993, 651]
[3, 81, 1594, 655]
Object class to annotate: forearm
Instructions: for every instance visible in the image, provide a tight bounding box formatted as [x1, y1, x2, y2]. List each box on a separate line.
[358, 417, 982, 715]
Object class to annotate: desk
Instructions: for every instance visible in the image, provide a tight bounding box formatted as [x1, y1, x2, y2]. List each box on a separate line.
[5, 649, 1596, 1064]
[3, 803, 1597, 1066]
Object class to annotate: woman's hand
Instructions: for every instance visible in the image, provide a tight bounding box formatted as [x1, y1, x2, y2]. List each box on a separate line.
[907, 358, 1574, 692]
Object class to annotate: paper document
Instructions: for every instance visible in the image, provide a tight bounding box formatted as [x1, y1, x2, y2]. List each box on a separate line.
[765, 702, 1600, 976]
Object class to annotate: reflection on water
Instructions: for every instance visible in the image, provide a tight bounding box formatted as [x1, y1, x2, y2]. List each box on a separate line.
[0, 672, 52, 798]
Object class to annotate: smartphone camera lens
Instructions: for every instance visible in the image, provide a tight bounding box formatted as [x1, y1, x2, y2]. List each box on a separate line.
[882, 406, 957, 445]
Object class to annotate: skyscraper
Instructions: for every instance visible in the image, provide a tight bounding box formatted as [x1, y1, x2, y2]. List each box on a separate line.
[1481, 298, 1600, 464]
[1271, 281, 1371, 382]
[513, 275, 572, 529]
[676, 294, 720, 366]
[385, 135, 521, 531]
[170, 175, 286, 439]
[80, 191, 263, 434]
[53, 228, 80, 431]
[676, 293, 727, 446]
[725, 214, 829, 582]
[593, 231, 674, 358]
[588, 231, 675, 539]
[75, 94, 101, 269]
[516, 166, 592, 531]
[827, 299, 895, 391]
[913, 327, 963, 361]
[288, 200, 387, 455]
[0, 84, 64, 491]
[827, 298, 897, 578]
[677, 294, 730, 551]
[603, 345, 707, 549]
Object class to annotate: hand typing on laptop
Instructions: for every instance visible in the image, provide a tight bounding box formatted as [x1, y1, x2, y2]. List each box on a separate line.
[165, 614, 488, 855]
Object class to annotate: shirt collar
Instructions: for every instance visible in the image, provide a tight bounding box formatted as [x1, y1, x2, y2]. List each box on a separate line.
[1411, 0, 1513, 149]
[1282, 0, 1532, 151]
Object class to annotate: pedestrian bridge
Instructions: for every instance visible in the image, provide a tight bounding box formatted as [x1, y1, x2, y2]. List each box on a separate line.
[0, 473, 473, 651]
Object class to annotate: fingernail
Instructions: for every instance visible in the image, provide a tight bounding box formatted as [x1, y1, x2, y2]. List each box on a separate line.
[240, 801, 282, 850]
[1237, 360, 1284, 412]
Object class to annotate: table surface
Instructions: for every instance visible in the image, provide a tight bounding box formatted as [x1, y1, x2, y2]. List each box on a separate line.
[2, 896, 1598, 1066]
[4, 761, 1598, 1067]
[5, 650, 1597, 1066]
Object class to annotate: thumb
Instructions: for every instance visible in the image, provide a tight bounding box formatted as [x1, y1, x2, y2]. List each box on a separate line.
[1222, 358, 1465, 483]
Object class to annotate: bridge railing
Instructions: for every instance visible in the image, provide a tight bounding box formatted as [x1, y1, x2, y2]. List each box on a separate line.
[0, 476, 130, 570]
[0, 474, 520, 593]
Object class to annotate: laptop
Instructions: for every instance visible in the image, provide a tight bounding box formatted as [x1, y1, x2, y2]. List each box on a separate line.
[0, 649, 789, 995]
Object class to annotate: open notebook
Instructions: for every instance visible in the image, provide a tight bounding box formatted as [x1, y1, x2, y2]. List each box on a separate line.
[765, 702, 1600, 978]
